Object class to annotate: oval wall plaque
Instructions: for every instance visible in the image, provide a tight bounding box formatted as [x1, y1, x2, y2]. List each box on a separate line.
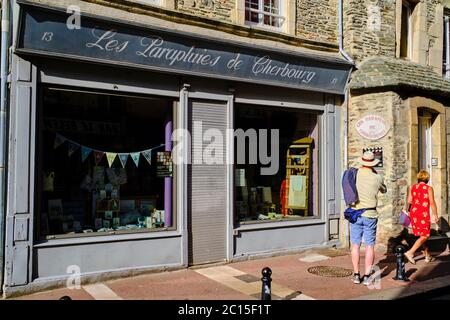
[355, 115, 390, 140]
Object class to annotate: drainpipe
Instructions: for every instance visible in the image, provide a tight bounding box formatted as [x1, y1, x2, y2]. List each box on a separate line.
[0, 0, 11, 293]
[445, 16, 449, 78]
[338, 0, 353, 248]
[338, 0, 354, 65]
[338, 0, 354, 171]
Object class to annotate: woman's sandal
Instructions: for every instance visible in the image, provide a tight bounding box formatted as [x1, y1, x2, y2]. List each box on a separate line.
[424, 254, 434, 263]
[404, 251, 416, 264]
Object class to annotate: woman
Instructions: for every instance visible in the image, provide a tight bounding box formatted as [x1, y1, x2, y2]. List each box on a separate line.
[404, 170, 439, 264]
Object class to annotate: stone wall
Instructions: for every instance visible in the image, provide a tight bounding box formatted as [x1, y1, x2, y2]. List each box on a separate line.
[424, 0, 444, 74]
[446, 109, 450, 230]
[348, 91, 407, 247]
[296, 0, 338, 43]
[175, 0, 234, 22]
[343, 0, 445, 69]
[343, 0, 397, 63]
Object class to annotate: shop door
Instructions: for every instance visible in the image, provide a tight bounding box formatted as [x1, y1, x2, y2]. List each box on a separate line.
[418, 112, 432, 184]
[188, 100, 228, 265]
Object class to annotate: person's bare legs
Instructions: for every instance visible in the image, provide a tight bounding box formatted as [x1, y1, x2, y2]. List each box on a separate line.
[351, 243, 360, 274]
[364, 245, 375, 275]
[407, 236, 429, 256]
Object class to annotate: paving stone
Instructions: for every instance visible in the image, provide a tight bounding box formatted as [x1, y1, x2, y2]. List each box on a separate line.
[299, 254, 330, 263]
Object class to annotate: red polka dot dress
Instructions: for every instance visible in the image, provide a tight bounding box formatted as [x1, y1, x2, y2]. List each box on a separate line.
[410, 182, 431, 237]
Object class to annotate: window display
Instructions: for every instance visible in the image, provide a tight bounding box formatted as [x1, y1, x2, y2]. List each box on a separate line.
[38, 87, 175, 239]
[234, 104, 319, 224]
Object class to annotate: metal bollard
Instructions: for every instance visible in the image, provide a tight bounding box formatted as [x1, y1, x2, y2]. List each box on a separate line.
[261, 267, 272, 300]
[393, 245, 409, 281]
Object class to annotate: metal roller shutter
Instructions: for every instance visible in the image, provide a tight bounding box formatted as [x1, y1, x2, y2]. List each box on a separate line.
[188, 100, 228, 265]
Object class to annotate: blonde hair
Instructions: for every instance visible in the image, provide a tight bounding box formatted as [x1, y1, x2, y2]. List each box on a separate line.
[417, 170, 430, 183]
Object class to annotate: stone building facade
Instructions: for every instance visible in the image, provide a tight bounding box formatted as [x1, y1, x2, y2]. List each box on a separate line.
[344, 0, 450, 249]
[2, 0, 450, 296]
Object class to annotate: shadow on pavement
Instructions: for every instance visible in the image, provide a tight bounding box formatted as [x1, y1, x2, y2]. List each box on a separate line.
[377, 222, 450, 278]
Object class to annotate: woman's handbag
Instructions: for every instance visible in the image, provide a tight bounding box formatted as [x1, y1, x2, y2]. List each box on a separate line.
[399, 209, 411, 228]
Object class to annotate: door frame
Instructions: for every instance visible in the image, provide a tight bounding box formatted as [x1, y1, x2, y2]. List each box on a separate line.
[418, 111, 433, 184]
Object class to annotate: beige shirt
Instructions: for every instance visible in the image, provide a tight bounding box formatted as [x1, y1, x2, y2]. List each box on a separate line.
[354, 167, 387, 218]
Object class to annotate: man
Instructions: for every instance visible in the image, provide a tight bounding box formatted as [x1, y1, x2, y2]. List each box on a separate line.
[351, 151, 387, 286]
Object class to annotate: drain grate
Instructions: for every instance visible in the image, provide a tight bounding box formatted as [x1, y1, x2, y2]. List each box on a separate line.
[307, 266, 353, 278]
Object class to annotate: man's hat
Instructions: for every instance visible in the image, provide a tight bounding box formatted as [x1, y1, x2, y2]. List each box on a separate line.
[359, 151, 380, 167]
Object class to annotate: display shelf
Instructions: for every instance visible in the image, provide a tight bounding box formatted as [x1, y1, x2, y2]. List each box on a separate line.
[284, 137, 313, 217]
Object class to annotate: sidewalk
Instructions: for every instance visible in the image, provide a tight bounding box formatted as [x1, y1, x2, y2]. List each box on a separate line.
[9, 246, 450, 300]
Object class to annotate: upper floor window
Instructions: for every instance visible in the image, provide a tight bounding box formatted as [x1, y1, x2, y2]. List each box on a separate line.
[400, 1, 413, 59]
[245, 0, 285, 29]
[444, 15, 450, 78]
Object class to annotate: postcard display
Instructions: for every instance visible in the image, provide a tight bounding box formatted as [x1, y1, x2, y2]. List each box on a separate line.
[235, 137, 313, 222]
[42, 133, 172, 237]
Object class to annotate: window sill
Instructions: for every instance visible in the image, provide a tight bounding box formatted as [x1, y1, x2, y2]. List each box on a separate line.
[245, 22, 290, 36]
[133, 0, 162, 7]
[34, 228, 181, 248]
[235, 216, 325, 232]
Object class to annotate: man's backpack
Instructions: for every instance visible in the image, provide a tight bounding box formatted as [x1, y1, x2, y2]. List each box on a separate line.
[342, 167, 358, 206]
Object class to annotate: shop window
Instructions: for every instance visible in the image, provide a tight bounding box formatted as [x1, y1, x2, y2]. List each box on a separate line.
[37, 87, 175, 239]
[234, 104, 320, 224]
[245, 0, 285, 29]
[444, 15, 450, 78]
[400, 1, 413, 59]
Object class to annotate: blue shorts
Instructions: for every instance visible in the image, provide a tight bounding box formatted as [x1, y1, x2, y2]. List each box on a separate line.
[350, 216, 378, 246]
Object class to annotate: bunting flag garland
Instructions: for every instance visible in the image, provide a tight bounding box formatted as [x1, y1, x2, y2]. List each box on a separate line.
[106, 152, 117, 168]
[94, 151, 105, 166]
[130, 152, 140, 168]
[54, 133, 66, 149]
[53, 133, 165, 168]
[141, 149, 153, 165]
[81, 146, 92, 162]
[118, 153, 128, 168]
[67, 142, 80, 157]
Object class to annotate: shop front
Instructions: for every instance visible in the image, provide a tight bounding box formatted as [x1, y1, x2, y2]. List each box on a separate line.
[3, 2, 352, 294]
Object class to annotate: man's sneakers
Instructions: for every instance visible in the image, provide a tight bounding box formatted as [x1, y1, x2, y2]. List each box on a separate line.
[362, 274, 372, 286]
[352, 273, 361, 284]
[353, 273, 372, 286]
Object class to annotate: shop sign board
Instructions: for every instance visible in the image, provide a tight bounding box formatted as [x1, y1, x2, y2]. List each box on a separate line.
[17, 4, 352, 95]
[355, 115, 390, 140]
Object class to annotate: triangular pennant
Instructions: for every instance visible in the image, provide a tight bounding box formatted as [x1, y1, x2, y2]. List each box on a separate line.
[141, 149, 152, 165]
[81, 146, 92, 162]
[130, 152, 140, 168]
[106, 152, 117, 168]
[67, 142, 80, 157]
[118, 153, 128, 168]
[94, 151, 105, 165]
[54, 133, 66, 149]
